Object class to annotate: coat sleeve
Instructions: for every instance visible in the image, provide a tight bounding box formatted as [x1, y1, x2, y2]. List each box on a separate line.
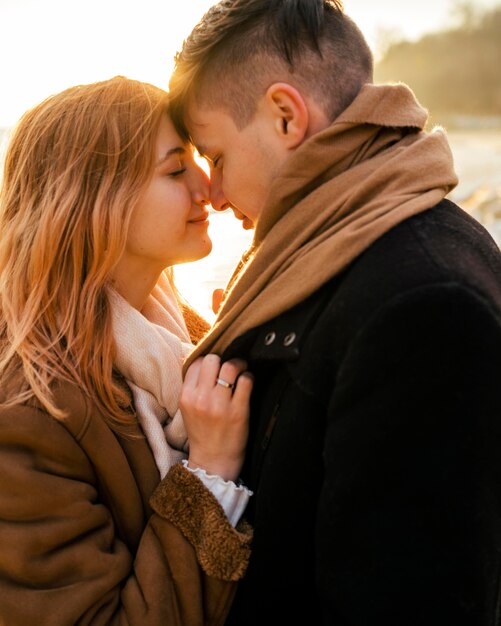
[0, 403, 251, 626]
[318, 282, 501, 626]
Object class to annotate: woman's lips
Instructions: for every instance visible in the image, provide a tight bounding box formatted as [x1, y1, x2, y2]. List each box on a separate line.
[188, 210, 210, 224]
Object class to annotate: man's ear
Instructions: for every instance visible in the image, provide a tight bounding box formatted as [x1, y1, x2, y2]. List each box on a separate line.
[264, 83, 309, 148]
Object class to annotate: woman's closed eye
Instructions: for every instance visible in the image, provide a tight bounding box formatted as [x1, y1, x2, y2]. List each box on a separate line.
[165, 157, 186, 177]
[169, 167, 186, 178]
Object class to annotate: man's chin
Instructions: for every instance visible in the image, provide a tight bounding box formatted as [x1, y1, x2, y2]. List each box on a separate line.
[232, 208, 254, 230]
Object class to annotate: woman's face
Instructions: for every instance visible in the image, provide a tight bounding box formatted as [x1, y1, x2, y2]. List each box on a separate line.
[123, 114, 212, 273]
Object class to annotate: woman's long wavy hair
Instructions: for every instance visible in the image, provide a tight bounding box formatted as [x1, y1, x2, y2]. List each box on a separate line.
[0, 76, 173, 430]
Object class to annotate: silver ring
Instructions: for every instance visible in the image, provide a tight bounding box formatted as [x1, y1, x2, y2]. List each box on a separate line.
[216, 377, 235, 389]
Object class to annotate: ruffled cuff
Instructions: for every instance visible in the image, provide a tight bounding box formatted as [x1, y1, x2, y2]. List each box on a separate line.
[150, 463, 252, 581]
[181, 459, 252, 527]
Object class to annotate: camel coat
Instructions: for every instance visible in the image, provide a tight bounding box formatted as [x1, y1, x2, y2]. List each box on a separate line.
[0, 375, 251, 625]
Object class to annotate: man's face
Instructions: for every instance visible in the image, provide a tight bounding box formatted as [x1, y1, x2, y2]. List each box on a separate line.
[186, 100, 285, 229]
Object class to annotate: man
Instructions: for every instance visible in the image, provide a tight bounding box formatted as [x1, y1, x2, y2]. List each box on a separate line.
[170, 1, 501, 624]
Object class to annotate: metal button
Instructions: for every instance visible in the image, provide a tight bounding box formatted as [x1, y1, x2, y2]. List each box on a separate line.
[264, 332, 276, 345]
[283, 332, 296, 346]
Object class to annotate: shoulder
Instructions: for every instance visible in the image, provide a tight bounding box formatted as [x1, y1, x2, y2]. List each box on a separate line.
[321, 199, 501, 327]
[0, 380, 98, 490]
[346, 199, 501, 301]
[227, 199, 501, 368]
[0, 374, 122, 444]
[274, 199, 501, 369]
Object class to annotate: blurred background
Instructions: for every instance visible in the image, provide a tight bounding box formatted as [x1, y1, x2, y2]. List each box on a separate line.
[0, 0, 500, 319]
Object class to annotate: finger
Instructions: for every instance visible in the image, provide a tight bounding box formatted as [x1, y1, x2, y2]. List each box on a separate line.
[217, 358, 248, 389]
[232, 371, 254, 405]
[197, 353, 222, 388]
[183, 357, 204, 389]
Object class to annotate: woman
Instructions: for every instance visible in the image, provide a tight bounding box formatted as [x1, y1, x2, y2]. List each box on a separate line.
[0, 76, 253, 625]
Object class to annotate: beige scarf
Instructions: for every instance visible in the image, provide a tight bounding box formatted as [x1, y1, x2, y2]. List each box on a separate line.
[184, 83, 458, 369]
[109, 272, 193, 478]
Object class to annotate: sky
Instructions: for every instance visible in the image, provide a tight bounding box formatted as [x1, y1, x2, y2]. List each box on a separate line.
[0, 0, 499, 128]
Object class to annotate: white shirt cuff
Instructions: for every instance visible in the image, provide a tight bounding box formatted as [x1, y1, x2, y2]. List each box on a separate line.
[181, 460, 252, 527]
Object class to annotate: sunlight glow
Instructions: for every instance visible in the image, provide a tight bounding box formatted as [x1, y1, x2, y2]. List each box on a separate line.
[174, 211, 253, 323]
[1, 0, 499, 316]
[0, 0, 216, 127]
[1, 0, 499, 128]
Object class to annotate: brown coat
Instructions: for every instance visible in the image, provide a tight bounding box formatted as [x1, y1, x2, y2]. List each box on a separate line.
[0, 377, 251, 625]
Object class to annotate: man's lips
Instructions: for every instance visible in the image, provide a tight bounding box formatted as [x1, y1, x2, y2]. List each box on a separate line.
[232, 208, 254, 230]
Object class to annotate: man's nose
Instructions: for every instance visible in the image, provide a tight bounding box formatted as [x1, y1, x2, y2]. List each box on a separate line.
[209, 173, 229, 212]
[188, 165, 210, 206]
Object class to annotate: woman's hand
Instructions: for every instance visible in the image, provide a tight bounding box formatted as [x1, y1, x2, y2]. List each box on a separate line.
[180, 354, 253, 482]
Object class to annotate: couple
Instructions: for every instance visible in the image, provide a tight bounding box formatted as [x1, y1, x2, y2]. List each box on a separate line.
[2, 1, 501, 625]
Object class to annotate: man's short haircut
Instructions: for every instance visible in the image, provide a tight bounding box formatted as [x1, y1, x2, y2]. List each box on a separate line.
[169, 0, 374, 139]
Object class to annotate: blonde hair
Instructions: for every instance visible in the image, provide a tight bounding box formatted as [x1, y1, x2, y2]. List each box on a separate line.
[0, 76, 174, 429]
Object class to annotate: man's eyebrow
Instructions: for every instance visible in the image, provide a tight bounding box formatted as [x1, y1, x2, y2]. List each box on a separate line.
[156, 146, 186, 165]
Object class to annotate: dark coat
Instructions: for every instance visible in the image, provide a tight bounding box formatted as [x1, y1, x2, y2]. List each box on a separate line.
[224, 199, 501, 626]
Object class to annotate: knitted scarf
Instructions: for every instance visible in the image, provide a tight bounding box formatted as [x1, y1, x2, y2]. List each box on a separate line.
[109, 272, 194, 478]
[184, 83, 458, 369]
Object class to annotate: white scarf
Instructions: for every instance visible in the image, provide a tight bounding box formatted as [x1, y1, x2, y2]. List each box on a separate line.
[108, 272, 193, 478]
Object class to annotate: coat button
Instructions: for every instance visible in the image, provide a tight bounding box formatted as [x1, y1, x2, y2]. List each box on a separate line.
[283, 332, 296, 346]
[264, 332, 276, 345]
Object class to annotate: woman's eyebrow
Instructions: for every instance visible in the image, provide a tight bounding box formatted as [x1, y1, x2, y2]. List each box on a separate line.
[156, 146, 186, 166]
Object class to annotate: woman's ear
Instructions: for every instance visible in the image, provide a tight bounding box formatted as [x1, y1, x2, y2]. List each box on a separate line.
[264, 83, 309, 149]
